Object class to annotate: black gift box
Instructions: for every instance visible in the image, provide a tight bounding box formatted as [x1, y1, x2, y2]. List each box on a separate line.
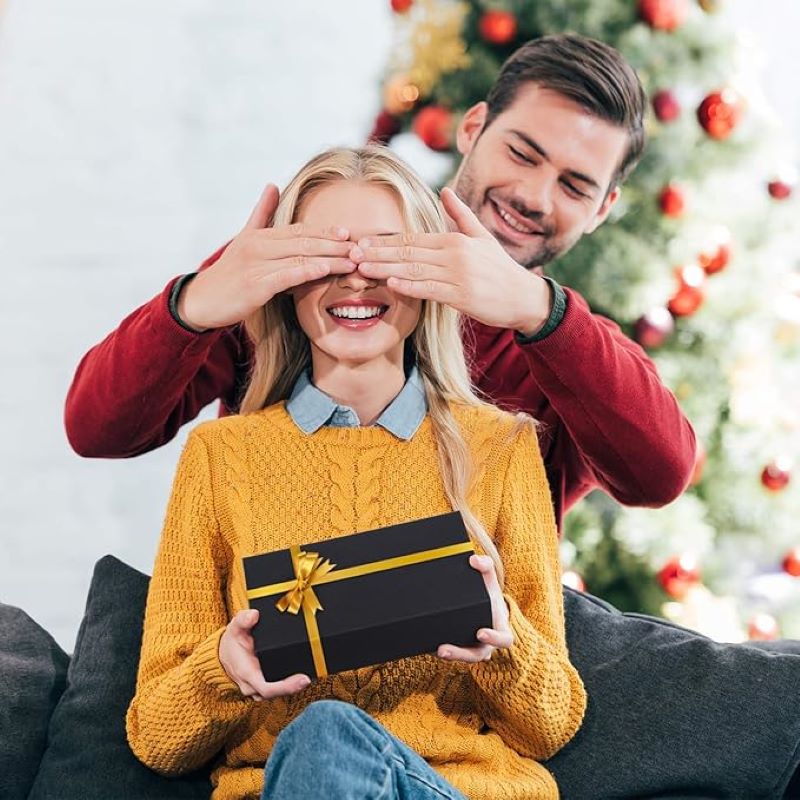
[242, 511, 492, 681]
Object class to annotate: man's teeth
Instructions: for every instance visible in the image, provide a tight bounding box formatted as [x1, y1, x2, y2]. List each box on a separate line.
[329, 306, 385, 319]
[496, 204, 536, 234]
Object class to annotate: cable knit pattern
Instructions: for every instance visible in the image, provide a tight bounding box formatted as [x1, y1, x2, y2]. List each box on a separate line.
[126, 402, 586, 800]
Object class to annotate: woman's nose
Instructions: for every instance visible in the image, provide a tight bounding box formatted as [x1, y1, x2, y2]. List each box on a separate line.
[337, 267, 378, 290]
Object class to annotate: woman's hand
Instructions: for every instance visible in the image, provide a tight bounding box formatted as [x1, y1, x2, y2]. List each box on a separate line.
[437, 554, 514, 663]
[219, 609, 311, 701]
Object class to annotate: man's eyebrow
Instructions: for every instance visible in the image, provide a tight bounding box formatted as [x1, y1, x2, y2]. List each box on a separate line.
[509, 129, 601, 191]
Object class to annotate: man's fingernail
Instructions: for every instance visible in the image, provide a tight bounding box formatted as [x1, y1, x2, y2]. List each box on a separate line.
[335, 226, 348, 238]
[357, 238, 372, 248]
[350, 245, 364, 259]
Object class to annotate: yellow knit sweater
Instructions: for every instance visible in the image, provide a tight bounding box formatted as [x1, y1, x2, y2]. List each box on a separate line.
[126, 402, 586, 800]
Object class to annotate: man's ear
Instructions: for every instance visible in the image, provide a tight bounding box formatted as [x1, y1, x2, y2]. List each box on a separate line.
[585, 185, 621, 234]
[456, 101, 488, 157]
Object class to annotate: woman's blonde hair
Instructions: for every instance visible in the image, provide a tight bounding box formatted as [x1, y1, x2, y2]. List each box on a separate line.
[240, 145, 532, 585]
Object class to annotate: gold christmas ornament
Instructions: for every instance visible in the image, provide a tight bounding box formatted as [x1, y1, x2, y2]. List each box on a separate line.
[390, 0, 471, 98]
[383, 74, 421, 115]
[698, 0, 721, 12]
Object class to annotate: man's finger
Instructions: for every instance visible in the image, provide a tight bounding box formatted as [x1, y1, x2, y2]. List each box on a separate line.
[358, 261, 452, 284]
[385, 277, 462, 307]
[244, 184, 280, 231]
[356, 232, 454, 250]
[259, 222, 350, 242]
[352, 244, 452, 269]
[440, 187, 491, 239]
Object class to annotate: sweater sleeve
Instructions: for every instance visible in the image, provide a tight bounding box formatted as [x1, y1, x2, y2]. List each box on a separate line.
[515, 288, 696, 507]
[64, 243, 242, 459]
[470, 423, 587, 761]
[126, 430, 252, 776]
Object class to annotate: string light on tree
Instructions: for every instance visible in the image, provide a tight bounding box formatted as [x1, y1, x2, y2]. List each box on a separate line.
[383, 74, 420, 115]
[478, 10, 518, 45]
[697, 89, 742, 140]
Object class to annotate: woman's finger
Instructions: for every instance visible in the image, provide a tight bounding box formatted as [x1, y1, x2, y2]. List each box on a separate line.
[437, 642, 494, 663]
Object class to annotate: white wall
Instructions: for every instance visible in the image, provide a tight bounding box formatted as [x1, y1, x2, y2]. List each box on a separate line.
[0, 0, 797, 651]
[0, 0, 392, 649]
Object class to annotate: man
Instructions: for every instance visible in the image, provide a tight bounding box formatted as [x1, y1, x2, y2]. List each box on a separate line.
[65, 34, 800, 799]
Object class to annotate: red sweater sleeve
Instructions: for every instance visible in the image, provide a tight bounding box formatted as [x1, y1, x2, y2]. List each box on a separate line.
[467, 287, 696, 520]
[517, 287, 695, 508]
[64, 244, 246, 458]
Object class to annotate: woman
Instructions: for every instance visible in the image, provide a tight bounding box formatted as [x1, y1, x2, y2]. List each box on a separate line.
[126, 146, 585, 800]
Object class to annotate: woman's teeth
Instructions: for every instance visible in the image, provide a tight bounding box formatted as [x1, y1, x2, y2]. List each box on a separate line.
[496, 203, 537, 235]
[329, 306, 386, 319]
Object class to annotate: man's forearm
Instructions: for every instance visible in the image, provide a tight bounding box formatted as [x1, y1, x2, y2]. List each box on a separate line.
[64, 278, 238, 458]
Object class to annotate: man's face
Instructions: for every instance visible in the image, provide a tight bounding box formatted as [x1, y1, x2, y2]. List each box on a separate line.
[452, 83, 629, 270]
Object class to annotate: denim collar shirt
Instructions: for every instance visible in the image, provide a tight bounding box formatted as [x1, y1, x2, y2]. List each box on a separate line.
[285, 365, 427, 441]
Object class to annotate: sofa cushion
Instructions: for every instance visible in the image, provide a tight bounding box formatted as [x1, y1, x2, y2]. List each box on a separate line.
[0, 602, 69, 800]
[28, 555, 212, 800]
[545, 587, 800, 800]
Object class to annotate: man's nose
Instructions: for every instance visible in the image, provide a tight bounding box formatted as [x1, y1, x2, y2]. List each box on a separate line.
[516, 174, 556, 218]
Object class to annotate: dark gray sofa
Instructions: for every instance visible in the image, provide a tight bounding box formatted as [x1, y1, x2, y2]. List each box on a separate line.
[2, 555, 799, 800]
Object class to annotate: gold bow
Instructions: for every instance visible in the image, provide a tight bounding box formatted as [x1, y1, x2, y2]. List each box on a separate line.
[275, 549, 336, 616]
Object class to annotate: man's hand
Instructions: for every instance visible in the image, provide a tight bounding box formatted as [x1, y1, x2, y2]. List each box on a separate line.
[351, 187, 551, 336]
[178, 184, 357, 332]
[219, 609, 311, 701]
[437, 554, 513, 664]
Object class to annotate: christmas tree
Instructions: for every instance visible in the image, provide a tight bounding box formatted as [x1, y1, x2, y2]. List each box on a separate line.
[372, 0, 800, 641]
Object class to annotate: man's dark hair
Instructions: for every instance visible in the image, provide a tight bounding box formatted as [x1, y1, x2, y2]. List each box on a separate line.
[484, 34, 647, 189]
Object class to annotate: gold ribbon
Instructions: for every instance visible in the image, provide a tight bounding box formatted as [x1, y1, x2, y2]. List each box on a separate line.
[246, 540, 474, 678]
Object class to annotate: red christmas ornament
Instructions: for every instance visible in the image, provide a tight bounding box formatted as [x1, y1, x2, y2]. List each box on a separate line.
[782, 547, 800, 577]
[748, 612, 780, 641]
[634, 307, 675, 348]
[657, 553, 701, 598]
[638, 0, 689, 31]
[690, 441, 707, 486]
[761, 457, 793, 492]
[652, 89, 681, 122]
[368, 110, 402, 145]
[768, 181, 794, 200]
[478, 10, 518, 45]
[698, 227, 732, 275]
[412, 105, 453, 152]
[659, 183, 686, 217]
[391, 0, 413, 12]
[697, 90, 742, 140]
[562, 570, 586, 592]
[668, 264, 706, 317]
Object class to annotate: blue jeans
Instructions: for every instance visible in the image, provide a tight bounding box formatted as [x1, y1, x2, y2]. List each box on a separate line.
[261, 700, 466, 800]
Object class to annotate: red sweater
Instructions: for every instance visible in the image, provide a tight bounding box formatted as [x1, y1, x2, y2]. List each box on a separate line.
[65, 247, 695, 529]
